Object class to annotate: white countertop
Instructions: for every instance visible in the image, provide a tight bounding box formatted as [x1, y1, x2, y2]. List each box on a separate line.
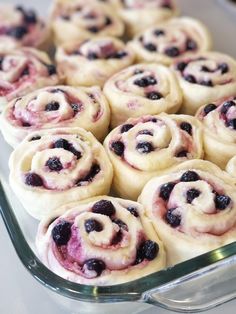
[1, 0, 236, 313]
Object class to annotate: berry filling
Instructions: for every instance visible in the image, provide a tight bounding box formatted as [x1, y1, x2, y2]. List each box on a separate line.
[52, 220, 72, 246]
[84, 219, 103, 233]
[92, 200, 116, 216]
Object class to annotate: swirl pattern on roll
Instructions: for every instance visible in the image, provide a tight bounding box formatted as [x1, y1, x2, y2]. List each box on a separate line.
[36, 196, 166, 285]
[51, 0, 124, 45]
[129, 17, 211, 65]
[0, 4, 48, 50]
[103, 63, 183, 128]
[1, 85, 110, 147]
[56, 37, 135, 87]
[196, 96, 236, 168]
[9, 127, 113, 219]
[0, 48, 60, 111]
[173, 52, 236, 115]
[104, 113, 203, 200]
[110, 0, 178, 37]
[139, 160, 236, 265]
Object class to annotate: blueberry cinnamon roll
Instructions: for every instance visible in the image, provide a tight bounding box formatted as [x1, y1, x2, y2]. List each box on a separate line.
[111, 0, 178, 37]
[0, 4, 49, 50]
[1, 86, 110, 147]
[9, 128, 113, 219]
[139, 160, 236, 265]
[196, 96, 236, 168]
[56, 37, 135, 87]
[104, 114, 203, 200]
[36, 196, 166, 285]
[51, 0, 124, 45]
[103, 63, 182, 128]
[0, 48, 60, 111]
[173, 52, 236, 115]
[129, 17, 211, 66]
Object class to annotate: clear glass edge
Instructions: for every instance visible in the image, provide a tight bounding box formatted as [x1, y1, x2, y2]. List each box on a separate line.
[1, 179, 236, 308]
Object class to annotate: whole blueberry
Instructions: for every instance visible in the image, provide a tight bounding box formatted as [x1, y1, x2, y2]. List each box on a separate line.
[87, 52, 98, 60]
[180, 122, 192, 135]
[46, 157, 63, 171]
[120, 124, 133, 133]
[165, 208, 181, 227]
[184, 74, 197, 84]
[176, 62, 187, 72]
[146, 91, 163, 100]
[54, 138, 70, 150]
[180, 171, 200, 182]
[199, 79, 213, 87]
[138, 129, 153, 136]
[165, 47, 180, 57]
[29, 135, 41, 141]
[218, 63, 229, 74]
[92, 200, 116, 216]
[135, 240, 159, 264]
[153, 29, 165, 36]
[46, 64, 57, 76]
[134, 76, 157, 88]
[227, 119, 236, 129]
[7, 26, 28, 39]
[25, 173, 43, 186]
[126, 206, 139, 217]
[23, 10, 37, 24]
[84, 219, 103, 233]
[186, 188, 201, 203]
[204, 103, 217, 115]
[176, 150, 188, 157]
[144, 43, 157, 52]
[88, 26, 99, 33]
[52, 220, 72, 246]
[186, 39, 197, 51]
[83, 259, 106, 277]
[45, 101, 60, 111]
[112, 218, 128, 231]
[111, 141, 125, 156]
[214, 194, 231, 210]
[159, 182, 176, 201]
[136, 142, 154, 154]
[221, 100, 235, 114]
[110, 51, 128, 59]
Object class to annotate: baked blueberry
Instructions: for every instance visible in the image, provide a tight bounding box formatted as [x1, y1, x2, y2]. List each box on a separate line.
[87, 52, 98, 60]
[84, 219, 103, 233]
[88, 26, 99, 33]
[218, 63, 229, 74]
[186, 39, 197, 51]
[92, 200, 116, 216]
[7, 26, 28, 39]
[111, 141, 125, 156]
[120, 124, 133, 133]
[105, 16, 112, 26]
[180, 122, 192, 135]
[21, 67, 29, 76]
[176, 62, 187, 72]
[138, 129, 153, 136]
[153, 29, 165, 36]
[164, 47, 180, 57]
[25, 173, 43, 186]
[54, 138, 70, 150]
[135, 240, 159, 264]
[30, 135, 41, 141]
[176, 150, 188, 157]
[215, 194, 231, 210]
[52, 220, 72, 246]
[46, 157, 63, 171]
[112, 218, 128, 231]
[199, 79, 213, 87]
[22, 121, 31, 127]
[68, 146, 82, 159]
[126, 206, 139, 217]
[221, 100, 235, 114]
[46, 64, 57, 75]
[110, 51, 127, 59]
[146, 91, 163, 100]
[134, 69, 143, 75]
[70, 103, 80, 113]
[144, 43, 157, 52]
[23, 10, 37, 24]
[184, 74, 197, 84]
[186, 188, 201, 203]
[227, 119, 236, 129]
[204, 103, 217, 115]
[136, 142, 154, 154]
[159, 182, 176, 201]
[134, 76, 157, 87]
[180, 171, 200, 182]
[45, 101, 60, 111]
[165, 208, 181, 227]
[83, 259, 106, 276]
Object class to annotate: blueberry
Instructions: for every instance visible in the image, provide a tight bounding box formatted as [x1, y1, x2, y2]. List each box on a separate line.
[54, 138, 70, 150]
[218, 63, 229, 74]
[180, 122, 192, 135]
[84, 219, 103, 233]
[136, 142, 154, 154]
[146, 91, 163, 100]
[76, 164, 100, 185]
[45, 101, 60, 111]
[176, 62, 187, 72]
[68, 146, 82, 159]
[22, 121, 31, 127]
[176, 150, 188, 157]
[30, 135, 41, 141]
[111, 141, 124, 156]
[227, 119, 236, 129]
[214, 194, 231, 210]
[135, 240, 159, 264]
[165, 47, 180, 57]
[112, 218, 128, 231]
[21, 67, 29, 76]
[221, 100, 235, 114]
[46, 157, 63, 171]
[153, 29, 165, 36]
[7, 26, 28, 39]
[87, 52, 98, 60]
[45, 64, 57, 75]
[138, 129, 153, 136]
[70, 103, 80, 113]
[92, 200, 116, 216]
[134, 76, 157, 87]
[186, 188, 201, 203]
[88, 26, 99, 33]
[109, 51, 128, 59]
[159, 182, 176, 201]
[184, 74, 197, 84]
[203, 103, 217, 115]
[180, 171, 200, 182]
[105, 16, 112, 26]
[186, 39, 197, 51]
[144, 43, 157, 52]
[23, 10, 37, 24]
[83, 259, 106, 277]
[120, 124, 133, 133]
[165, 208, 181, 227]
[126, 206, 139, 217]
[201, 65, 211, 72]
[199, 80, 213, 87]
[111, 230, 123, 245]
[134, 69, 143, 75]
[25, 173, 43, 186]
[52, 220, 72, 246]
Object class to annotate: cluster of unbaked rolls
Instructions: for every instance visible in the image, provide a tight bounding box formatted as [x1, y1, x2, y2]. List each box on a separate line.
[1, 0, 236, 286]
